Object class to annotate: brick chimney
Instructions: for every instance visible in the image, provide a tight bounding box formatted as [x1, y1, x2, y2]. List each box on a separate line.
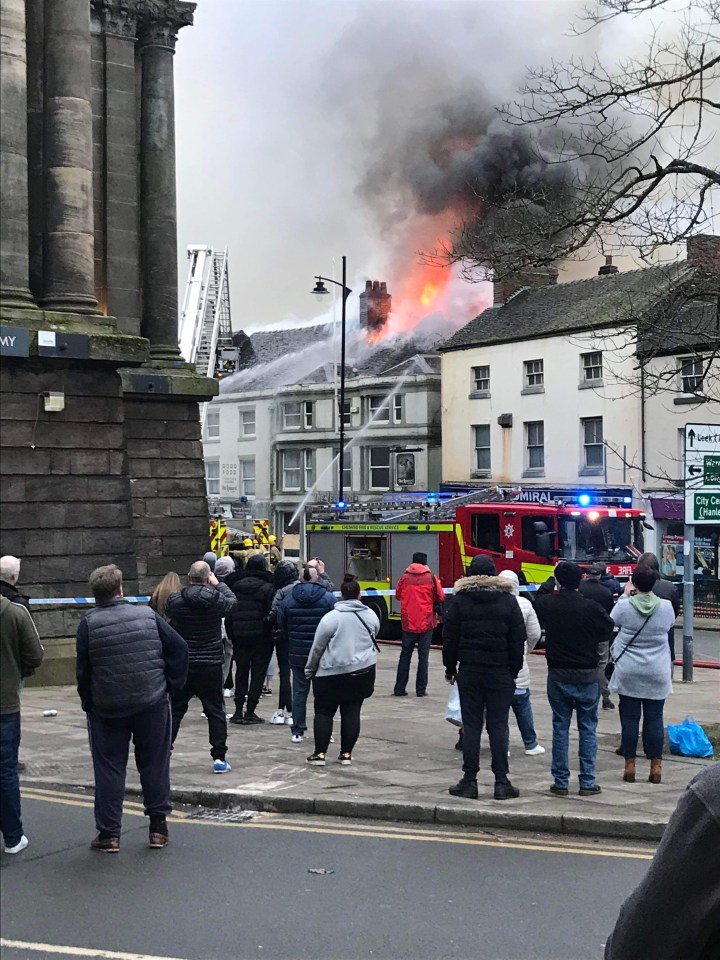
[686, 234, 720, 270]
[493, 266, 559, 305]
[598, 255, 619, 276]
[359, 280, 392, 334]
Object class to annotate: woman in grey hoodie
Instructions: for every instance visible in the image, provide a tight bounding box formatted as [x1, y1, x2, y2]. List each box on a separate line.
[610, 566, 675, 785]
[304, 576, 379, 766]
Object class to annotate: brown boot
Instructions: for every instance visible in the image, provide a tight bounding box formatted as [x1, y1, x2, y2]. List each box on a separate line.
[623, 758, 636, 783]
[649, 759, 662, 784]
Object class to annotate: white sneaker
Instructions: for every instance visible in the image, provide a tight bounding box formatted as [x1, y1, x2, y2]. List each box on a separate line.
[270, 711, 287, 725]
[525, 744, 546, 756]
[284, 715, 294, 725]
[291, 733, 304, 743]
[5, 835, 29, 855]
[223, 689, 234, 699]
[329, 735, 335, 744]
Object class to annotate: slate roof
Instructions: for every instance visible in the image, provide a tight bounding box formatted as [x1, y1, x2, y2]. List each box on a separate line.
[439, 263, 693, 352]
[245, 323, 334, 364]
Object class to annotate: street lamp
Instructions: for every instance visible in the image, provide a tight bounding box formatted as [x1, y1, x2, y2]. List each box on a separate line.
[310, 255, 351, 506]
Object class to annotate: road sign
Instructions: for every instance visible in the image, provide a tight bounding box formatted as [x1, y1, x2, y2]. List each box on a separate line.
[684, 423, 720, 524]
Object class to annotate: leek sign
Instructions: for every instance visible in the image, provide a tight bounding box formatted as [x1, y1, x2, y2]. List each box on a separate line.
[685, 424, 720, 525]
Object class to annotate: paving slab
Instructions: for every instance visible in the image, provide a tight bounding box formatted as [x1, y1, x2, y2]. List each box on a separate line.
[18, 650, 718, 840]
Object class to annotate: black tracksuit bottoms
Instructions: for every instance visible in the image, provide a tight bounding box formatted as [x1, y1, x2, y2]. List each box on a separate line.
[171, 664, 227, 760]
[88, 697, 172, 836]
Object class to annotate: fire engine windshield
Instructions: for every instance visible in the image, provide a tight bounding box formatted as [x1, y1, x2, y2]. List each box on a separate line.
[558, 516, 644, 564]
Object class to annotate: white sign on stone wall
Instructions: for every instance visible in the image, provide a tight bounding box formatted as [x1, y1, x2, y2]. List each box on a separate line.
[220, 461, 239, 499]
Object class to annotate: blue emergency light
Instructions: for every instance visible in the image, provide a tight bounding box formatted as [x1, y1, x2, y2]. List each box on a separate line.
[336, 500, 348, 511]
[578, 494, 592, 506]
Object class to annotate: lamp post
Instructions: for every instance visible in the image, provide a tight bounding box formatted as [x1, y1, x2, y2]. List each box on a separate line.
[311, 255, 351, 506]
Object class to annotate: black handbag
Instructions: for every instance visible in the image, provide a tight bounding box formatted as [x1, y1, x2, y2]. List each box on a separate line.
[432, 575, 445, 621]
[605, 613, 652, 681]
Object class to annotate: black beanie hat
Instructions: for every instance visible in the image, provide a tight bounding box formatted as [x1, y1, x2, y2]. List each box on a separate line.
[412, 552, 428, 565]
[468, 554, 497, 577]
[246, 553, 267, 572]
[554, 561, 582, 590]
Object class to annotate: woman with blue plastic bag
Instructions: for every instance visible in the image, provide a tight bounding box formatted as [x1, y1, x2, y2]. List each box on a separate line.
[610, 566, 675, 785]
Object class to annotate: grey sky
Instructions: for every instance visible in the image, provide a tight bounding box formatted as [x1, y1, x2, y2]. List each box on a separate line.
[174, 0, 641, 333]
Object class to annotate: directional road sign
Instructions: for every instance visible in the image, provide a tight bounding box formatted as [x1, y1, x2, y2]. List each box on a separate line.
[684, 423, 720, 524]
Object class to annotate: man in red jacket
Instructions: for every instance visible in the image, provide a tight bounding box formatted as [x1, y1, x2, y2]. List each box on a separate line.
[393, 552, 443, 698]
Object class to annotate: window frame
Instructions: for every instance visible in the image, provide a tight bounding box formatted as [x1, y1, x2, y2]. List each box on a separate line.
[341, 399, 352, 427]
[282, 401, 302, 431]
[581, 351, 603, 383]
[524, 359, 544, 388]
[280, 449, 302, 491]
[525, 420, 545, 470]
[473, 424, 491, 473]
[679, 356, 704, 394]
[582, 417, 604, 469]
[472, 365, 490, 393]
[335, 448, 352, 491]
[303, 400, 314, 429]
[368, 446, 391, 490]
[392, 393, 403, 424]
[368, 395, 390, 424]
[239, 457, 256, 497]
[303, 449, 314, 490]
[205, 408, 220, 440]
[205, 460, 220, 496]
[239, 407, 256, 438]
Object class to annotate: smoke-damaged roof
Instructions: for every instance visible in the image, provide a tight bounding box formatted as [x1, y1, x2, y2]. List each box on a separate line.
[220, 325, 441, 394]
[439, 263, 696, 352]
[244, 323, 334, 364]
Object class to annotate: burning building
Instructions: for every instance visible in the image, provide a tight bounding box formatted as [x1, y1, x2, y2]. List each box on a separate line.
[359, 280, 392, 337]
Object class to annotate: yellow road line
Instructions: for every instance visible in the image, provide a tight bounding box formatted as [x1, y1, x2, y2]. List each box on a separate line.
[21, 787, 653, 860]
[0, 938, 191, 960]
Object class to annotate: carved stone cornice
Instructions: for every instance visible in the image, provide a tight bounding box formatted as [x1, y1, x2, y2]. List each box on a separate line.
[136, 0, 195, 51]
[91, 0, 140, 40]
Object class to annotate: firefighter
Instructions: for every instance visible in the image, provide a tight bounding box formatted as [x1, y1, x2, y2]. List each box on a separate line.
[267, 535, 282, 569]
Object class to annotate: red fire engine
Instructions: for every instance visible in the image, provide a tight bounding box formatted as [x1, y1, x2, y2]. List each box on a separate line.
[305, 490, 647, 634]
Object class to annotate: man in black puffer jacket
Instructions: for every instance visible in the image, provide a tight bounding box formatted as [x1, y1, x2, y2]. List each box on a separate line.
[442, 555, 526, 801]
[166, 561, 237, 773]
[226, 553, 276, 725]
[76, 564, 188, 852]
[277, 566, 336, 742]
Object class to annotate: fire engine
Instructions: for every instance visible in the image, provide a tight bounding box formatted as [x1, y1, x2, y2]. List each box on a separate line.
[305, 489, 648, 635]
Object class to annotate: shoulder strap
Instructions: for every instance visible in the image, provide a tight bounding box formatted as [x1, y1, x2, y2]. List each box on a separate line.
[613, 613, 653, 666]
[349, 609, 380, 652]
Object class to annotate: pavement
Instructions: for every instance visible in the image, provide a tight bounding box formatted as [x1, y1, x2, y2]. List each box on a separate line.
[0, 791, 654, 960]
[18, 650, 719, 842]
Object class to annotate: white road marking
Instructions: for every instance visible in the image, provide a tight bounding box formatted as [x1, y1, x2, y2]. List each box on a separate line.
[0, 939, 193, 960]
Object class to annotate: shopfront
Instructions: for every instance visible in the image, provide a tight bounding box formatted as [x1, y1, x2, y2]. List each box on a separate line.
[648, 496, 719, 617]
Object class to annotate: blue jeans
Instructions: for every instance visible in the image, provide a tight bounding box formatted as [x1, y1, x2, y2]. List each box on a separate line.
[547, 676, 599, 790]
[291, 665, 311, 736]
[394, 630, 433, 695]
[618, 695, 665, 759]
[0, 711, 23, 847]
[511, 689, 538, 750]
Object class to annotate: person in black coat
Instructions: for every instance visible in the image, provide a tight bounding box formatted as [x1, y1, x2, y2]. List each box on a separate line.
[226, 553, 276, 724]
[579, 563, 616, 710]
[442, 554, 526, 802]
[534, 562, 615, 798]
[277, 566, 336, 742]
[166, 561, 237, 773]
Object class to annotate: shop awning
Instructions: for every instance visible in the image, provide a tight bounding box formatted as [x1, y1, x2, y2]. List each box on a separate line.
[648, 498, 684, 520]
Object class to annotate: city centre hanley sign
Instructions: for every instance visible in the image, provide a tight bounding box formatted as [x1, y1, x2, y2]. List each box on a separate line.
[685, 423, 720, 525]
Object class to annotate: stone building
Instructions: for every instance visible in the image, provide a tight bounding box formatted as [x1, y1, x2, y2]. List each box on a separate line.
[0, 0, 215, 679]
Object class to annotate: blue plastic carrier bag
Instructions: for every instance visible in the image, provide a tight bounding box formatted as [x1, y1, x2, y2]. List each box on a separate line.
[667, 716, 714, 758]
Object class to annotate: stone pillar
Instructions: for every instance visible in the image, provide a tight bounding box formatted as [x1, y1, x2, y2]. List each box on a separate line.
[41, 0, 98, 313]
[138, 1, 193, 360]
[26, 0, 44, 301]
[0, 0, 35, 306]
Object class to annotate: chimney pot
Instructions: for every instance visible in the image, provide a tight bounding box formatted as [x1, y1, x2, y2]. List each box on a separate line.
[598, 255, 619, 276]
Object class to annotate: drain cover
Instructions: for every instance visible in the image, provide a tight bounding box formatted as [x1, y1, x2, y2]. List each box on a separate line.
[188, 808, 257, 823]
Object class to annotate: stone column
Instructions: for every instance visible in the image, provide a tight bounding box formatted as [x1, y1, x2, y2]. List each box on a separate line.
[41, 0, 98, 313]
[26, 0, 44, 301]
[138, 1, 193, 360]
[0, 0, 35, 306]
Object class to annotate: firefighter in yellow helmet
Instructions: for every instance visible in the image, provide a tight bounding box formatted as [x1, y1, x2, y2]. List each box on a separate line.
[267, 534, 282, 569]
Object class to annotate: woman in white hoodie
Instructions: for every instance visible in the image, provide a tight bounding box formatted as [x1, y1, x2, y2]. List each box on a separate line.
[498, 570, 545, 756]
[304, 576, 379, 766]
